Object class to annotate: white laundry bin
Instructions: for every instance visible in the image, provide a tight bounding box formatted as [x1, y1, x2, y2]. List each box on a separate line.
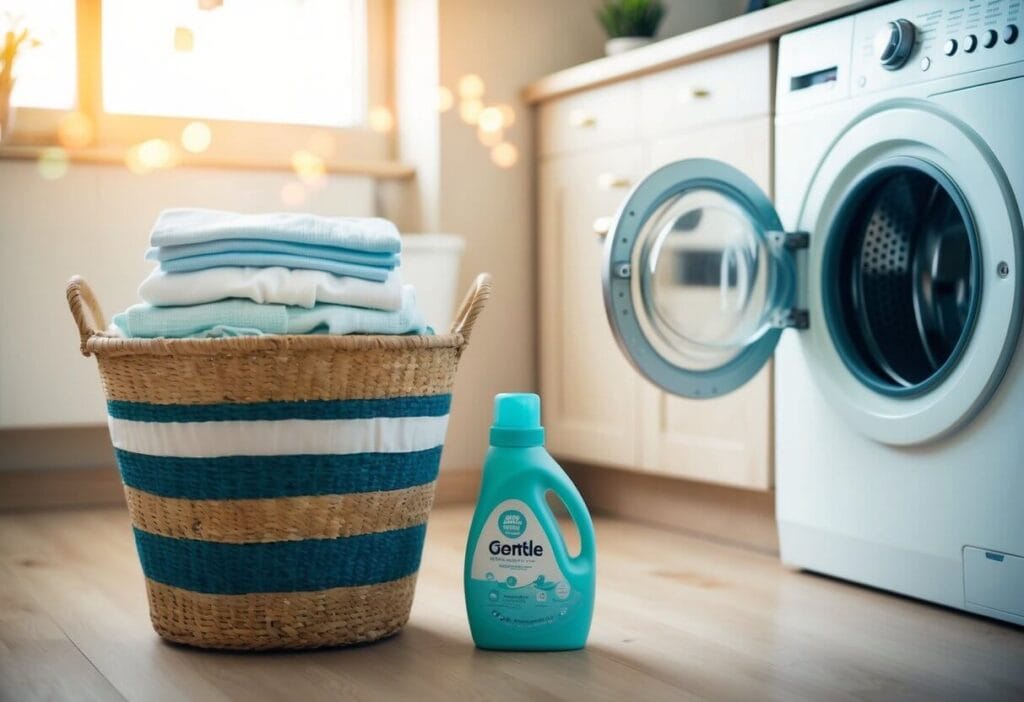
[401, 234, 466, 331]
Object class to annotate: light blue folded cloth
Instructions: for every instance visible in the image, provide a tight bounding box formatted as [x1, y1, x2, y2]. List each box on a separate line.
[150, 208, 401, 254]
[112, 287, 426, 338]
[147, 239, 400, 268]
[157, 252, 392, 281]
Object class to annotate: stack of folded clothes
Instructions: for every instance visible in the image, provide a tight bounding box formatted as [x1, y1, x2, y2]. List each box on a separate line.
[110, 208, 427, 338]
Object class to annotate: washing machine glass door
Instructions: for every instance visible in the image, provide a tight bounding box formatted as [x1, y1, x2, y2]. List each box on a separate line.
[603, 158, 804, 399]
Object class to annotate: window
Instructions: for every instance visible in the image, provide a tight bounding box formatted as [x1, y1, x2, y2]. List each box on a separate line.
[2, 0, 392, 168]
[102, 0, 366, 127]
[5, 0, 76, 109]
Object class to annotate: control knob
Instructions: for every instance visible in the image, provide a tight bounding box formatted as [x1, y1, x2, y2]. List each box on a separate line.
[874, 18, 917, 70]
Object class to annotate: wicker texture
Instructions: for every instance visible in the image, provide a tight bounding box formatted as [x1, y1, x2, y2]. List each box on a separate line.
[67, 274, 492, 651]
[145, 575, 419, 650]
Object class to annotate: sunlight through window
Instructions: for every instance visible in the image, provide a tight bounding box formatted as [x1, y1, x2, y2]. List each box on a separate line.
[101, 0, 367, 127]
[4, 0, 76, 110]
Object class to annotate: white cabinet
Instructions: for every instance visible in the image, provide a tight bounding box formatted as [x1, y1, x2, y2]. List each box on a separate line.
[539, 145, 645, 467]
[537, 45, 775, 489]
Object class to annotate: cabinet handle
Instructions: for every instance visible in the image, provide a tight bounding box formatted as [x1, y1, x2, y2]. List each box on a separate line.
[597, 173, 631, 189]
[678, 86, 711, 102]
[593, 216, 613, 239]
[569, 109, 597, 128]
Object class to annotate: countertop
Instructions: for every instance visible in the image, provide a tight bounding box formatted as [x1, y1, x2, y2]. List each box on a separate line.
[2, 505, 1022, 701]
[523, 0, 881, 103]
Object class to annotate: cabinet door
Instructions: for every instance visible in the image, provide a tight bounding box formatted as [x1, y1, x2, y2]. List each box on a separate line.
[640, 117, 774, 489]
[539, 145, 645, 467]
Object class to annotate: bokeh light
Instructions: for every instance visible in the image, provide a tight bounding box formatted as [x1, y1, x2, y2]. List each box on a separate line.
[477, 125, 503, 147]
[367, 105, 395, 133]
[37, 147, 70, 180]
[459, 98, 483, 125]
[457, 74, 485, 99]
[437, 86, 454, 112]
[490, 142, 518, 169]
[180, 121, 212, 153]
[57, 112, 94, 149]
[291, 149, 326, 186]
[173, 26, 194, 52]
[477, 106, 504, 133]
[124, 145, 148, 174]
[137, 138, 176, 169]
[280, 181, 306, 207]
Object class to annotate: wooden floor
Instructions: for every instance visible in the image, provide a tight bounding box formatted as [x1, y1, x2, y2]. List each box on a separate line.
[1, 506, 1022, 702]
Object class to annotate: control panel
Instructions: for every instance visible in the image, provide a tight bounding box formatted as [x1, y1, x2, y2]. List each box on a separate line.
[851, 0, 1024, 94]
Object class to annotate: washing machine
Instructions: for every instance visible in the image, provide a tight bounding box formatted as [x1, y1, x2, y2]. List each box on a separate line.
[602, 0, 1024, 625]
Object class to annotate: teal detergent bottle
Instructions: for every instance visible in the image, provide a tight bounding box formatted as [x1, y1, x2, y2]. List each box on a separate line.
[464, 393, 596, 650]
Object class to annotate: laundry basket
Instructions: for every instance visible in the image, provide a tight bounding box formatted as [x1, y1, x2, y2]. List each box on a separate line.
[66, 273, 492, 650]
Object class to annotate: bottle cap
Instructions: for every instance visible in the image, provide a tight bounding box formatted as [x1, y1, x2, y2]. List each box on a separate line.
[490, 393, 545, 447]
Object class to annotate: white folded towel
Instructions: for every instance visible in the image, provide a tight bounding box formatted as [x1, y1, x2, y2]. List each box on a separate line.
[138, 266, 404, 311]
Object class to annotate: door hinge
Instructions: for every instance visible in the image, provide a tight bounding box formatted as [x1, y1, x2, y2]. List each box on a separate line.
[771, 308, 809, 329]
[766, 230, 809, 251]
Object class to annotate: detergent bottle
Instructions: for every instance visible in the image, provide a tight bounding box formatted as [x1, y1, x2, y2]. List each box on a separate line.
[464, 393, 596, 650]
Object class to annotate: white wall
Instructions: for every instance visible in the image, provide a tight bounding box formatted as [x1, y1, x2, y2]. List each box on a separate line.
[428, 0, 607, 472]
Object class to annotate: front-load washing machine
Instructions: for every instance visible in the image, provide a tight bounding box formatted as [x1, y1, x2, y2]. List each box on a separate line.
[602, 0, 1024, 625]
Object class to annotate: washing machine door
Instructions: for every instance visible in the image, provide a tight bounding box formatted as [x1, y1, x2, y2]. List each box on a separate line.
[602, 158, 806, 399]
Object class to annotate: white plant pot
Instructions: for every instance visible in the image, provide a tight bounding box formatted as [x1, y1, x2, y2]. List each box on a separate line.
[605, 36, 654, 56]
[400, 234, 466, 331]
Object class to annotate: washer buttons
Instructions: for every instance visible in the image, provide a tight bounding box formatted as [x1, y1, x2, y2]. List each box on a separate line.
[1005, 24, 1019, 44]
[983, 28, 999, 48]
[964, 33, 978, 52]
[920, 56, 931, 71]
[944, 38, 958, 55]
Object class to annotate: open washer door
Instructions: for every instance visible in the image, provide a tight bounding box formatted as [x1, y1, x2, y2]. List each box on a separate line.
[603, 158, 806, 399]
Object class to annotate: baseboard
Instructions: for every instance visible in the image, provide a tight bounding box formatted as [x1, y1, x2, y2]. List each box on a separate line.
[564, 462, 778, 554]
[433, 468, 481, 506]
[0, 466, 125, 511]
[0, 465, 482, 512]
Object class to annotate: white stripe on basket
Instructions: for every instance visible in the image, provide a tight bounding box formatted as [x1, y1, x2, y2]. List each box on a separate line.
[107, 415, 450, 458]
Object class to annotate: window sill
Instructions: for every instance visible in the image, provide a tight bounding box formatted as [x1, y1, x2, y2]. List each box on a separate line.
[0, 144, 416, 180]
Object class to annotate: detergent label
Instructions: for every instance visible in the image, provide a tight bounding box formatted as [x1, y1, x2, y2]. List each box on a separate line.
[469, 499, 581, 630]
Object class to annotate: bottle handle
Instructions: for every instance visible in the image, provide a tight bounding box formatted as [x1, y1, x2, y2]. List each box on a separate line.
[540, 471, 596, 568]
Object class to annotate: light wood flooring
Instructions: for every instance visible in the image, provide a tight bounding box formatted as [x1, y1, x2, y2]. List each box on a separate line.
[1, 506, 1022, 701]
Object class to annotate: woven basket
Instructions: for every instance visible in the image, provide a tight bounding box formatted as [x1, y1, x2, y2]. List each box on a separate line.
[66, 273, 492, 650]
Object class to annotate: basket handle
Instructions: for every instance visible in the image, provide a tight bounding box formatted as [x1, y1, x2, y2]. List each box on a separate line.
[66, 276, 108, 357]
[449, 273, 493, 349]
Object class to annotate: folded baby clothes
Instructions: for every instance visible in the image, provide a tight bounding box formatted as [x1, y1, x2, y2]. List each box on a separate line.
[151, 208, 401, 253]
[147, 239, 400, 268]
[138, 267, 404, 310]
[157, 252, 393, 281]
[112, 286, 426, 338]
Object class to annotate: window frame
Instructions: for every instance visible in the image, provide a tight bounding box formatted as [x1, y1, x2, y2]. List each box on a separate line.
[4, 0, 396, 170]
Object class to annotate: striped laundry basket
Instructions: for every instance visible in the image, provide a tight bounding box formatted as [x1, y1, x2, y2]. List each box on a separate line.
[66, 273, 492, 650]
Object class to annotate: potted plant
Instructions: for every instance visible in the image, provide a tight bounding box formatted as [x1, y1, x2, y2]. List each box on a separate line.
[1, 15, 40, 144]
[596, 0, 665, 56]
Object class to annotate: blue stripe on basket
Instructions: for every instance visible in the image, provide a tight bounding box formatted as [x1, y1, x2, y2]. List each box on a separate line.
[133, 524, 427, 594]
[107, 394, 452, 423]
[115, 447, 442, 500]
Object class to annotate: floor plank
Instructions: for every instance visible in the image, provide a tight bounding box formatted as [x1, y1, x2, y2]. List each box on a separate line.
[0, 506, 1021, 702]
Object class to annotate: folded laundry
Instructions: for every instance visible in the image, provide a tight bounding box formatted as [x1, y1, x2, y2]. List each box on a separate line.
[150, 209, 401, 253]
[112, 286, 426, 338]
[138, 266, 404, 310]
[147, 239, 400, 268]
[158, 251, 392, 281]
